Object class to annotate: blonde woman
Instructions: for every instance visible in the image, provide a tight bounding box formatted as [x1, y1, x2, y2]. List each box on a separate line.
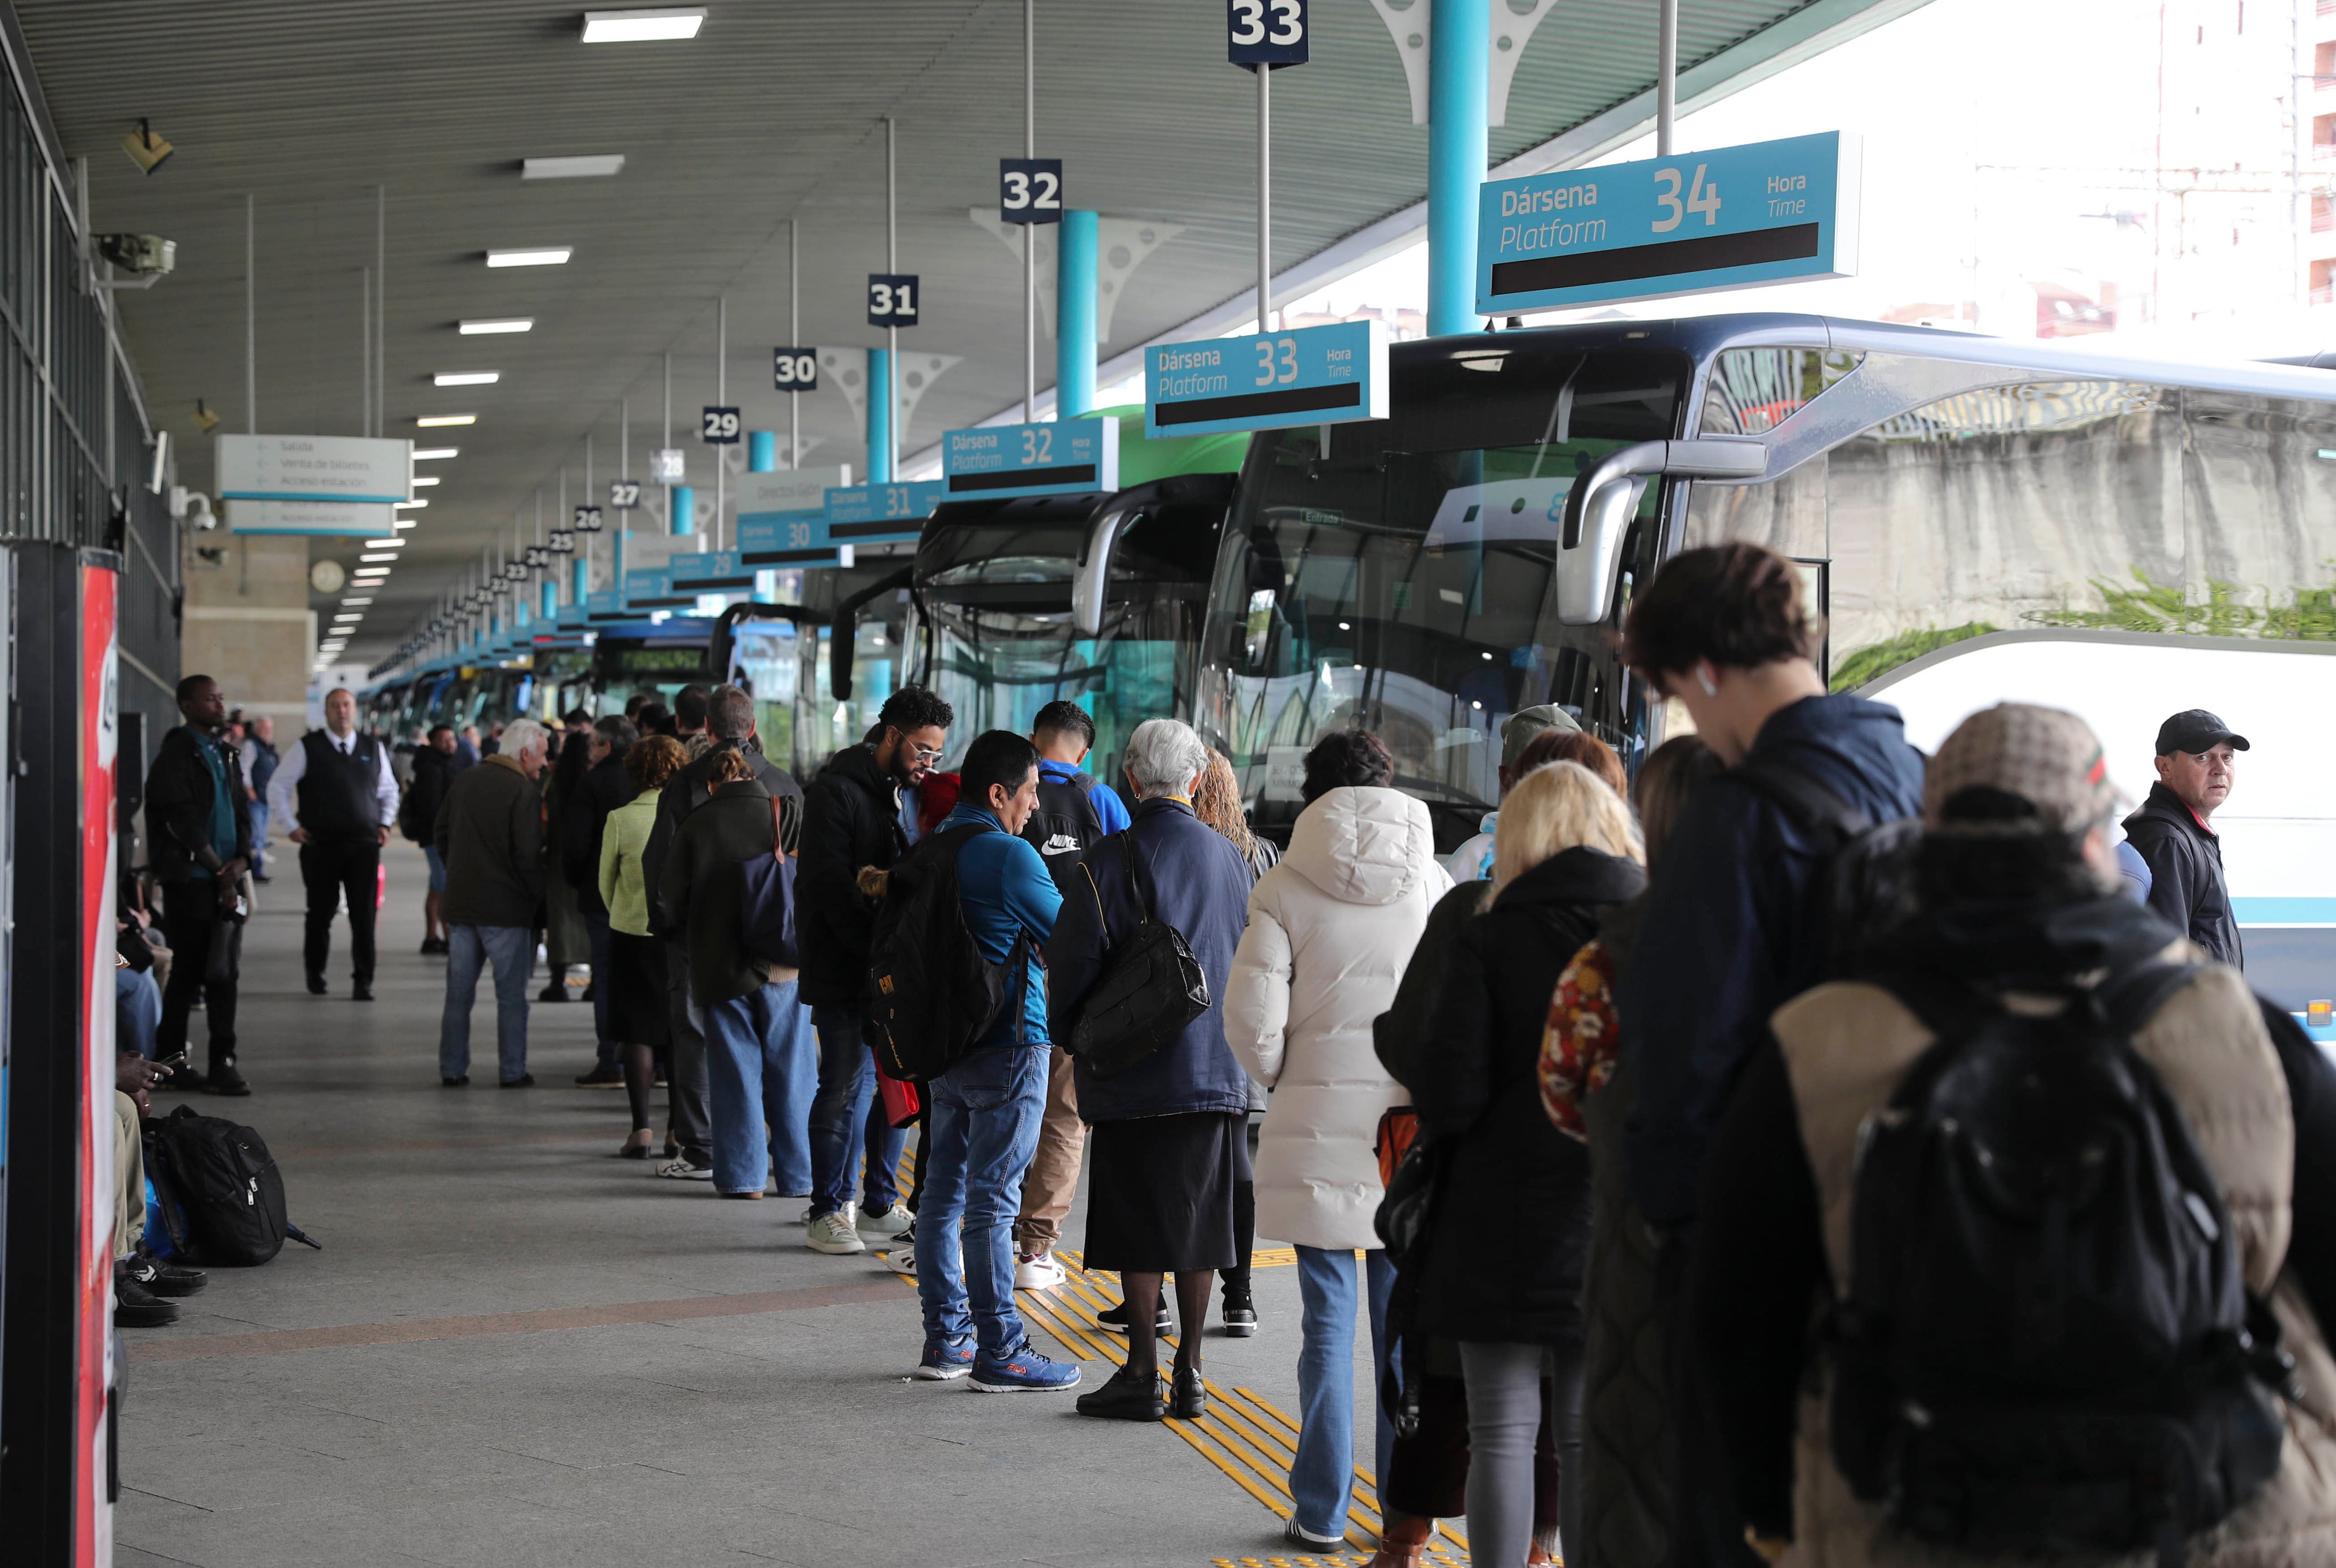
[599, 734, 687, 1158]
[1408, 762, 1646, 1568]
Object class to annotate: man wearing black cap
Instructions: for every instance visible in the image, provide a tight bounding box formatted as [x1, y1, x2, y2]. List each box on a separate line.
[2120, 708, 2247, 966]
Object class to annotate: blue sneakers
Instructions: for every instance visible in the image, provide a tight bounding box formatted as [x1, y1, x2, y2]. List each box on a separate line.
[913, 1336, 975, 1381]
[969, 1339, 1082, 1393]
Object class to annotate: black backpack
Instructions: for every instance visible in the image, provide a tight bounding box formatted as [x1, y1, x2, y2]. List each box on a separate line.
[1733, 753, 1921, 982]
[1828, 961, 2292, 1563]
[1061, 833, 1210, 1077]
[146, 1105, 292, 1266]
[865, 822, 1028, 1083]
[1022, 769, 1105, 891]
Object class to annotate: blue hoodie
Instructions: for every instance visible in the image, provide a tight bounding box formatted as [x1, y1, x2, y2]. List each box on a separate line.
[1616, 692, 1926, 1228]
[937, 801, 1063, 1048]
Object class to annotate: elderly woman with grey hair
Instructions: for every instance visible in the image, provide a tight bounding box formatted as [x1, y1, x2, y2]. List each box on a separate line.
[1048, 718, 1260, 1423]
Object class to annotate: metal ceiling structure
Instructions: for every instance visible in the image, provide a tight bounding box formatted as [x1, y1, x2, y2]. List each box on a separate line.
[11, 0, 1925, 664]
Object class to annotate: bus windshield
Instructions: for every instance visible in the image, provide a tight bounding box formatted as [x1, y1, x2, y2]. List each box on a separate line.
[1194, 343, 1686, 850]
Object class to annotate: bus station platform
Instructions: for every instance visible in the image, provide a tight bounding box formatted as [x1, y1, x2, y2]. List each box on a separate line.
[116, 844, 1416, 1568]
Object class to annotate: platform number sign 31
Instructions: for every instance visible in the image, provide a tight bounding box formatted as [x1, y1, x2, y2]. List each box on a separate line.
[1228, 0, 1306, 66]
[701, 406, 741, 444]
[867, 274, 919, 327]
[1000, 159, 1064, 225]
[772, 347, 818, 392]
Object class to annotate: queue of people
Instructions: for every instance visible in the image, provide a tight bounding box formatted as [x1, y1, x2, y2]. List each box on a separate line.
[126, 537, 2329, 1568]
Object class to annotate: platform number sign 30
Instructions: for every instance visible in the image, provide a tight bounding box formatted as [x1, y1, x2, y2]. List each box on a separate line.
[867, 274, 919, 327]
[610, 478, 641, 510]
[701, 406, 741, 444]
[1652, 164, 1722, 233]
[772, 347, 818, 392]
[999, 159, 1064, 225]
[1228, 0, 1306, 66]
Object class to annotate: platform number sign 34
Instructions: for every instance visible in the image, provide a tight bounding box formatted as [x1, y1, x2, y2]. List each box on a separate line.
[1653, 164, 1723, 233]
[867, 274, 919, 327]
[1228, 0, 1306, 66]
[1000, 159, 1064, 225]
[701, 406, 741, 444]
[772, 347, 818, 392]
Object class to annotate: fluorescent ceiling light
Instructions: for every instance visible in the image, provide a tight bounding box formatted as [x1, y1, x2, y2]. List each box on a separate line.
[413, 447, 458, 460]
[521, 156, 624, 179]
[365, 538, 406, 548]
[485, 248, 571, 268]
[341, 597, 374, 606]
[393, 519, 416, 530]
[360, 554, 399, 563]
[416, 415, 473, 428]
[459, 317, 534, 334]
[412, 476, 441, 488]
[395, 500, 429, 510]
[581, 8, 705, 43]
[434, 371, 499, 387]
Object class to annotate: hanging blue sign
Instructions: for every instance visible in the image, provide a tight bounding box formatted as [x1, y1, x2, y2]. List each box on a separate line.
[737, 510, 835, 566]
[943, 417, 1119, 499]
[825, 479, 947, 544]
[1475, 131, 1861, 315]
[668, 550, 755, 592]
[1145, 319, 1388, 438]
[624, 569, 694, 611]
[585, 589, 628, 622]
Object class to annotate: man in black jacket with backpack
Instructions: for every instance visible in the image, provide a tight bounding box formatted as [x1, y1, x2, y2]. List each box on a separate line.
[799, 685, 952, 1254]
[145, 674, 256, 1097]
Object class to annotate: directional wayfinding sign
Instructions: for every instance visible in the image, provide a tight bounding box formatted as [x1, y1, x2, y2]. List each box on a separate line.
[1145, 319, 1387, 439]
[944, 417, 1118, 499]
[219, 432, 412, 536]
[1476, 131, 1861, 315]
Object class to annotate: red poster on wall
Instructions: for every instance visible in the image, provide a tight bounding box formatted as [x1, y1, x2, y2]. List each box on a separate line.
[73, 559, 118, 1566]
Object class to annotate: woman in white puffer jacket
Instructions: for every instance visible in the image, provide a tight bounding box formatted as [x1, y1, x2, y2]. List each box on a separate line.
[1226, 730, 1453, 1555]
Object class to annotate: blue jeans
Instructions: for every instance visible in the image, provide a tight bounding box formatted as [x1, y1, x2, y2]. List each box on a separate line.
[117, 964, 163, 1060]
[915, 1045, 1049, 1355]
[421, 844, 448, 892]
[584, 907, 616, 1071]
[248, 800, 270, 875]
[808, 1005, 907, 1217]
[699, 981, 816, 1197]
[1291, 1245, 1396, 1540]
[439, 924, 533, 1081]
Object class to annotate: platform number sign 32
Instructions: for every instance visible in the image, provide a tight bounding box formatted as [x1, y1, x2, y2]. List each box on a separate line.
[867, 274, 919, 327]
[701, 406, 741, 444]
[1000, 159, 1064, 225]
[772, 347, 818, 392]
[1228, 0, 1306, 66]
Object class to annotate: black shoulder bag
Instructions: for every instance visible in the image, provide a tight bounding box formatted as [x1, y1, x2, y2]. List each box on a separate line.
[1063, 833, 1209, 1078]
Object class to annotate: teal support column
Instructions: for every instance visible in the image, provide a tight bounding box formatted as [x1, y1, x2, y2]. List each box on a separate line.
[670, 485, 695, 537]
[1056, 210, 1099, 418]
[749, 430, 777, 471]
[540, 581, 556, 619]
[866, 348, 893, 482]
[571, 559, 587, 603]
[1428, 0, 1490, 337]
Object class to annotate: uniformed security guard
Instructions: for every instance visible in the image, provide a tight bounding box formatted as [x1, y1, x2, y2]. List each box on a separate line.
[270, 687, 399, 998]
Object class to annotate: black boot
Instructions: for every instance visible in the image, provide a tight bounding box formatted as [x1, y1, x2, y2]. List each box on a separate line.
[1171, 1359, 1207, 1419]
[1075, 1363, 1164, 1421]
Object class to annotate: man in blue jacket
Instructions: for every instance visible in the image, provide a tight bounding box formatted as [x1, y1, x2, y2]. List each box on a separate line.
[1612, 542, 1925, 1567]
[912, 729, 1081, 1394]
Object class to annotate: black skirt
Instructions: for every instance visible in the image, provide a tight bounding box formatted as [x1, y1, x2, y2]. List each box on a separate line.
[606, 930, 670, 1047]
[1082, 1111, 1242, 1274]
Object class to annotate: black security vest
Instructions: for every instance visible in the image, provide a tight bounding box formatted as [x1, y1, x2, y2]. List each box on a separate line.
[298, 730, 384, 840]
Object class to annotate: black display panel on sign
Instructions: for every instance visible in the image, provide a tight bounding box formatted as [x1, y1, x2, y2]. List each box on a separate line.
[999, 159, 1064, 225]
[701, 406, 741, 444]
[773, 347, 818, 391]
[867, 274, 919, 327]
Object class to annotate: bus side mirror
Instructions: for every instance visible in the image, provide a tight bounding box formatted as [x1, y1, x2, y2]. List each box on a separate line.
[1554, 439, 1767, 626]
[1072, 508, 1132, 640]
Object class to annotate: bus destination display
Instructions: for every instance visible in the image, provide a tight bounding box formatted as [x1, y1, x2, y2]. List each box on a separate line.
[943, 417, 1119, 498]
[1145, 319, 1388, 438]
[1475, 131, 1861, 315]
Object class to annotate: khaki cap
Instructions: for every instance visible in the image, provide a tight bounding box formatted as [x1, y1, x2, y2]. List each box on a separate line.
[1501, 703, 1580, 768]
[1924, 703, 2117, 836]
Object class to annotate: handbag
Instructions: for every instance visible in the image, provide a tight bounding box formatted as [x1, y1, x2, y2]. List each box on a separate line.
[1375, 1131, 1450, 1440]
[1064, 833, 1209, 1078]
[738, 796, 798, 968]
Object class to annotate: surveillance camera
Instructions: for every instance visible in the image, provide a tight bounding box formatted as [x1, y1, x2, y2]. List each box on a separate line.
[99, 234, 176, 276]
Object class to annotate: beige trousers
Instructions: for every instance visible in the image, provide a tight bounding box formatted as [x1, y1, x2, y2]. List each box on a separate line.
[114, 1091, 144, 1261]
[1013, 1046, 1086, 1255]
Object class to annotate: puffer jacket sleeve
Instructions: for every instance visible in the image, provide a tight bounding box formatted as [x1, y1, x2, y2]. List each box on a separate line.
[1225, 876, 1294, 1089]
[1411, 914, 1497, 1140]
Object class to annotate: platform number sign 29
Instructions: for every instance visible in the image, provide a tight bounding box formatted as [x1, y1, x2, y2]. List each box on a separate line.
[867, 274, 919, 327]
[999, 159, 1064, 225]
[701, 406, 741, 444]
[772, 347, 818, 392]
[1228, 0, 1306, 66]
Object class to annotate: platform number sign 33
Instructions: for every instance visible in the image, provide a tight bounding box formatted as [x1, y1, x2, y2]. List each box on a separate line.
[1000, 159, 1064, 225]
[867, 274, 919, 327]
[772, 347, 818, 392]
[1228, 0, 1306, 66]
[1652, 164, 1723, 233]
[701, 406, 741, 444]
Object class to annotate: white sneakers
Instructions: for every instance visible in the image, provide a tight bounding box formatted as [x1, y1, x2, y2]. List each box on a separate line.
[805, 1209, 866, 1254]
[1015, 1252, 1066, 1291]
[857, 1203, 913, 1238]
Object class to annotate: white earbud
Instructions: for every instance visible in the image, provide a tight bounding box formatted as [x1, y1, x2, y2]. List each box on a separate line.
[1695, 665, 1719, 698]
